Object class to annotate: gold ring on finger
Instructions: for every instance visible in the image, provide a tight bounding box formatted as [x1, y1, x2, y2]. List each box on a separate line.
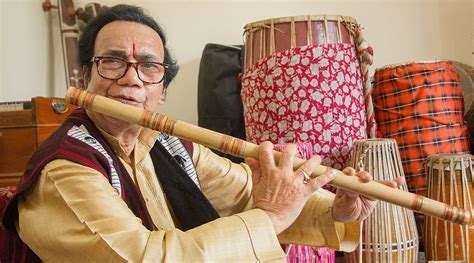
[301, 170, 311, 184]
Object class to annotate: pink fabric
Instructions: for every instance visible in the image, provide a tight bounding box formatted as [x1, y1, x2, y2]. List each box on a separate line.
[241, 44, 367, 170]
[273, 144, 335, 262]
[285, 245, 335, 263]
[242, 43, 367, 263]
[273, 142, 314, 160]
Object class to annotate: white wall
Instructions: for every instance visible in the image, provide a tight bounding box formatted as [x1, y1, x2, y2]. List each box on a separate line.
[1, 0, 472, 125]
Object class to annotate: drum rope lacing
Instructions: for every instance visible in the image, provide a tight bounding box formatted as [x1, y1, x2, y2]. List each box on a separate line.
[342, 19, 377, 139]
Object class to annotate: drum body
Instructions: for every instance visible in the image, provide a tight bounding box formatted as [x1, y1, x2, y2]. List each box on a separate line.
[345, 139, 419, 262]
[241, 15, 367, 170]
[425, 153, 474, 261]
[242, 15, 367, 263]
[243, 15, 356, 71]
[373, 60, 470, 196]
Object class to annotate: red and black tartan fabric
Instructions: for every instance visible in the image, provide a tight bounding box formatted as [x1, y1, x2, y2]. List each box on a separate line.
[373, 61, 470, 196]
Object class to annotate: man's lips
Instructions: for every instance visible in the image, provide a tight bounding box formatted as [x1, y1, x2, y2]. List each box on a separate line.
[111, 96, 143, 106]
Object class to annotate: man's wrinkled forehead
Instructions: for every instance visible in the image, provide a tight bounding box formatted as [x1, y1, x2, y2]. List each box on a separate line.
[94, 21, 164, 61]
[98, 48, 161, 62]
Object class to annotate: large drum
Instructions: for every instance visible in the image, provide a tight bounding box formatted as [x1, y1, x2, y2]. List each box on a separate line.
[243, 15, 357, 71]
[241, 15, 369, 170]
[373, 60, 470, 196]
[344, 139, 419, 263]
[424, 153, 474, 261]
[241, 15, 371, 263]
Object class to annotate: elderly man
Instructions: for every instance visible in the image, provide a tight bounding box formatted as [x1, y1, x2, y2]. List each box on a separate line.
[3, 4, 401, 262]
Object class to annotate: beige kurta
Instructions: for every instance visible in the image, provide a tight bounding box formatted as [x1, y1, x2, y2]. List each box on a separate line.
[17, 128, 360, 262]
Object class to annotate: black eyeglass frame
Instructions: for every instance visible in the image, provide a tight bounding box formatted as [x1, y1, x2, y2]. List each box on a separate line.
[90, 56, 169, 84]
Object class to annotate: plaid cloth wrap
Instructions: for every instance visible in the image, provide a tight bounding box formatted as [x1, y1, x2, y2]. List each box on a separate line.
[373, 61, 469, 195]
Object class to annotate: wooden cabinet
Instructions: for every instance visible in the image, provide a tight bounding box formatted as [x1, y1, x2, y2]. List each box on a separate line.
[0, 97, 76, 187]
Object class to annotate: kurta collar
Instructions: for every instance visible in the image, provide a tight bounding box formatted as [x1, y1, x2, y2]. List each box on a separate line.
[97, 127, 158, 165]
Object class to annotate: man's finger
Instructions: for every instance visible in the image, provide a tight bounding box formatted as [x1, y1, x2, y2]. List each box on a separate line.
[305, 168, 337, 193]
[258, 141, 276, 173]
[355, 171, 372, 183]
[245, 157, 261, 185]
[395, 177, 406, 187]
[278, 144, 297, 170]
[296, 155, 321, 182]
[342, 167, 356, 176]
[377, 180, 399, 188]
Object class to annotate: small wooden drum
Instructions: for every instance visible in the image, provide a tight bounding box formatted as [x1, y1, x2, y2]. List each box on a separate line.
[345, 139, 419, 262]
[425, 153, 474, 261]
[243, 15, 357, 71]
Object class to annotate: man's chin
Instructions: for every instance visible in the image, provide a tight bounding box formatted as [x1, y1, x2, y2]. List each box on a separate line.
[86, 105, 142, 134]
[104, 115, 138, 128]
[93, 112, 140, 133]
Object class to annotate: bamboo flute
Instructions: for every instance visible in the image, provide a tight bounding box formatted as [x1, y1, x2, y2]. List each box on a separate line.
[65, 86, 472, 225]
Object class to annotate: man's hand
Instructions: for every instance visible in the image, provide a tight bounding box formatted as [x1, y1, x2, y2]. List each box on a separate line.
[245, 141, 338, 234]
[332, 167, 405, 222]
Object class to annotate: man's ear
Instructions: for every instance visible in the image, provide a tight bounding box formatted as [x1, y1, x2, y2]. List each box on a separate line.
[82, 66, 90, 89]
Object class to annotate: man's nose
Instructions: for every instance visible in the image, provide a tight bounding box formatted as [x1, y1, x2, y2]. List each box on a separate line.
[118, 64, 143, 86]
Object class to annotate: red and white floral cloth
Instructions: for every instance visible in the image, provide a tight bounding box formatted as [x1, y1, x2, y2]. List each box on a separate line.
[242, 43, 367, 263]
[241, 43, 367, 170]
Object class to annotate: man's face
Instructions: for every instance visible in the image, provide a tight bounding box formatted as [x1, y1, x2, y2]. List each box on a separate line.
[85, 21, 166, 129]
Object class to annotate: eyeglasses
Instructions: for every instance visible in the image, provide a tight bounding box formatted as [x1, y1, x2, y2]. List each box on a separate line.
[90, 56, 169, 84]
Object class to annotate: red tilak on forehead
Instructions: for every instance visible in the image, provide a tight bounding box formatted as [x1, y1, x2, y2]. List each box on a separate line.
[132, 42, 136, 57]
